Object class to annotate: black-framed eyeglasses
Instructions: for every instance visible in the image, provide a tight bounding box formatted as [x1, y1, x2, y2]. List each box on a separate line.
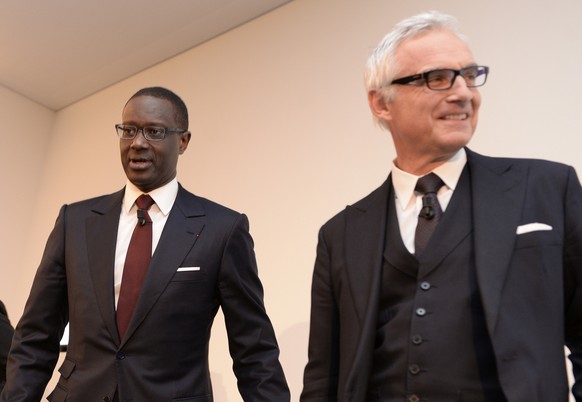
[115, 124, 187, 141]
[390, 65, 489, 91]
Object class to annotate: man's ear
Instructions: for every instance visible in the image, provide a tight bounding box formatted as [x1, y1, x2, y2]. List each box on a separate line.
[368, 90, 392, 122]
[178, 131, 191, 154]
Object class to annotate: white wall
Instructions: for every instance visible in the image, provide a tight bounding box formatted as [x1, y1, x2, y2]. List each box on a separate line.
[0, 86, 54, 316]
[2, 0, 581, 400]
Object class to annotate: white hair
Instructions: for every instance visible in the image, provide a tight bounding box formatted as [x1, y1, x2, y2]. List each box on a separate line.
[364, 11, 467, 130]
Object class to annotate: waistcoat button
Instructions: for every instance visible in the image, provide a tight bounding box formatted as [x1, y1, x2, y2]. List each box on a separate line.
[412, 334, 423, 345]
[409, 364, 421, 375]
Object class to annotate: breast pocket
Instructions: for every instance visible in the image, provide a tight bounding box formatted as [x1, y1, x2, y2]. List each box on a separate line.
[171, 269, 207, 282]
[514, 230, 559, 250]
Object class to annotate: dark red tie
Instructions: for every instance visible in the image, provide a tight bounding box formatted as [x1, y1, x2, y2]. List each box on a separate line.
[116, 194, 155, 339]
[414, 173, 444, 256]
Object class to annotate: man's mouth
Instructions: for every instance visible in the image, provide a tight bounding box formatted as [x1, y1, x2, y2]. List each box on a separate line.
[442, 113, 469, 120]
[129, 158, 152, 170]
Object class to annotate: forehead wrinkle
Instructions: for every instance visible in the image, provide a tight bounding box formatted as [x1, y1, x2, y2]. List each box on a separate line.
[396, 30, 475, 76]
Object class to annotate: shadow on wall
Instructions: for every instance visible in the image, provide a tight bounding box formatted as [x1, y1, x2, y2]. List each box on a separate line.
[278, 321, 310, 401]
[209, 372, 228, 401]
[208, 320, 309, 401]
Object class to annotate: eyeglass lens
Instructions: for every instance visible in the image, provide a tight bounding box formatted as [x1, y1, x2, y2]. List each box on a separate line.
[116, 126, 166, 141]
[427, 66, 487, 90]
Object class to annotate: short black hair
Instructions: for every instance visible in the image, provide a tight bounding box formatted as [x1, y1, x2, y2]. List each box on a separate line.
[126, 87, 189, 130]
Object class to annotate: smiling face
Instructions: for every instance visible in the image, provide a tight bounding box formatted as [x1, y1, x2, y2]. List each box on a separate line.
[120, 95, 191, 192]
[370, 29, 481, 175]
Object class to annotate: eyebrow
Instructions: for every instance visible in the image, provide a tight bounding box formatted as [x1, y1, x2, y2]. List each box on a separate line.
[419, 62, 479, 73]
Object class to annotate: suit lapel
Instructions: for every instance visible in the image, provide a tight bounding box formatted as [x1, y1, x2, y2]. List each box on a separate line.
[121, 186, 205, 344]
[343, 179, 390, 399]
[417, 166, 472, 277]
[345, 179, 390, 328]
[468, 149, 527, 333]
[86, 190, 124, 343]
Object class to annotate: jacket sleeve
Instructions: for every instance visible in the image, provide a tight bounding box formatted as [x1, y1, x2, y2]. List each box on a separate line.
[300, 226, 340, 402]
[1, 206, 69, 402]
[563, 166, 582, 401]
[0, 301, 15, 394]
[218, 213, 290, 402]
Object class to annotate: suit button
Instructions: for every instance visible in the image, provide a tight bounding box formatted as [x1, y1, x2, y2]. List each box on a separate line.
[409, 364, 421, 375]
[411, 334, 423, 345]
[408, 395, 420, 402]
[116, 352, 125, 360]
[419, 281, 431, 290]
[415, 307, 426, 317]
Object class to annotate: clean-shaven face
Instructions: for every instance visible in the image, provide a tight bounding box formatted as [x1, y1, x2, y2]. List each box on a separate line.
[385, 29, 481, 172]
[120, 95, 190, 192]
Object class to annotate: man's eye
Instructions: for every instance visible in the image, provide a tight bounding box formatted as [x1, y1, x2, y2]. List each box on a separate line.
[146, 127, 164, 136]
[464, 70, 478, 80]
[427, 72, 448, 84]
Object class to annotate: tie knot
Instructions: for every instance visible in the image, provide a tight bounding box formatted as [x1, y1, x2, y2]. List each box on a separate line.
[415, 173, 444, 194]
[136, 194, 155, 210]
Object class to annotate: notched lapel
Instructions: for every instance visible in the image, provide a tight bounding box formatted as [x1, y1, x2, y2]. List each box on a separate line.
[121, 188, 205, 343]
[469, 151, 526, 333]
[345, 179, 390, 327]
[343, 179, 391, 398]
[86, 190, 124, 342]
[417, 167, 473, 277]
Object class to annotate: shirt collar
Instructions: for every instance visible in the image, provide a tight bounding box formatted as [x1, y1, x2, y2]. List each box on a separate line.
[391, 148, 467, 210]
[123, 178, 179, 216]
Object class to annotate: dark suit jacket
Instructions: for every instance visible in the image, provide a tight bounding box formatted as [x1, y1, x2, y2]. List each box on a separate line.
[0, 301, 14, 394]
[2, 185, 289, 402]
[301, 149, 582, 402]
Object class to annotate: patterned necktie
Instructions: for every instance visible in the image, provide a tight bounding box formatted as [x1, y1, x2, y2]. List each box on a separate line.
[116, 194, 155, 339]
[414, 173, 444, 256]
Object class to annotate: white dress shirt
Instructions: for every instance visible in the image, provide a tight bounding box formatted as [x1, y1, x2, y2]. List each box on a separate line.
[391, 148, 467, 254]
[114, 178, 179, 307]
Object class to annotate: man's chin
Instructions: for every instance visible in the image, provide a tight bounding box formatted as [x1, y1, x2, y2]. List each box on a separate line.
[127, 174, 154, 193]
[444, 132, 473, 150]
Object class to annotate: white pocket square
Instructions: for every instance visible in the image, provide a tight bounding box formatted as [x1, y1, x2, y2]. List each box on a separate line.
[177, 266, 201, 272]
[516, 223, 552, 235]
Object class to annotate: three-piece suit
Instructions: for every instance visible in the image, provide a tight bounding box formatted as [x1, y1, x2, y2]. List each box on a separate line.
[301, 149, 582, 402]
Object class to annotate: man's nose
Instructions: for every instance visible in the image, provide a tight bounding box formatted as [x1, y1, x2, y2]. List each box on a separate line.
[448, 75, 473, 101]
[130, 129, 149, 147]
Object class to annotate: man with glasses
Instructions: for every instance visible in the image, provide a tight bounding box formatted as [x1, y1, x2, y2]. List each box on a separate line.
[2, 87, 290, 402]
[301, 11, 582, 402]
